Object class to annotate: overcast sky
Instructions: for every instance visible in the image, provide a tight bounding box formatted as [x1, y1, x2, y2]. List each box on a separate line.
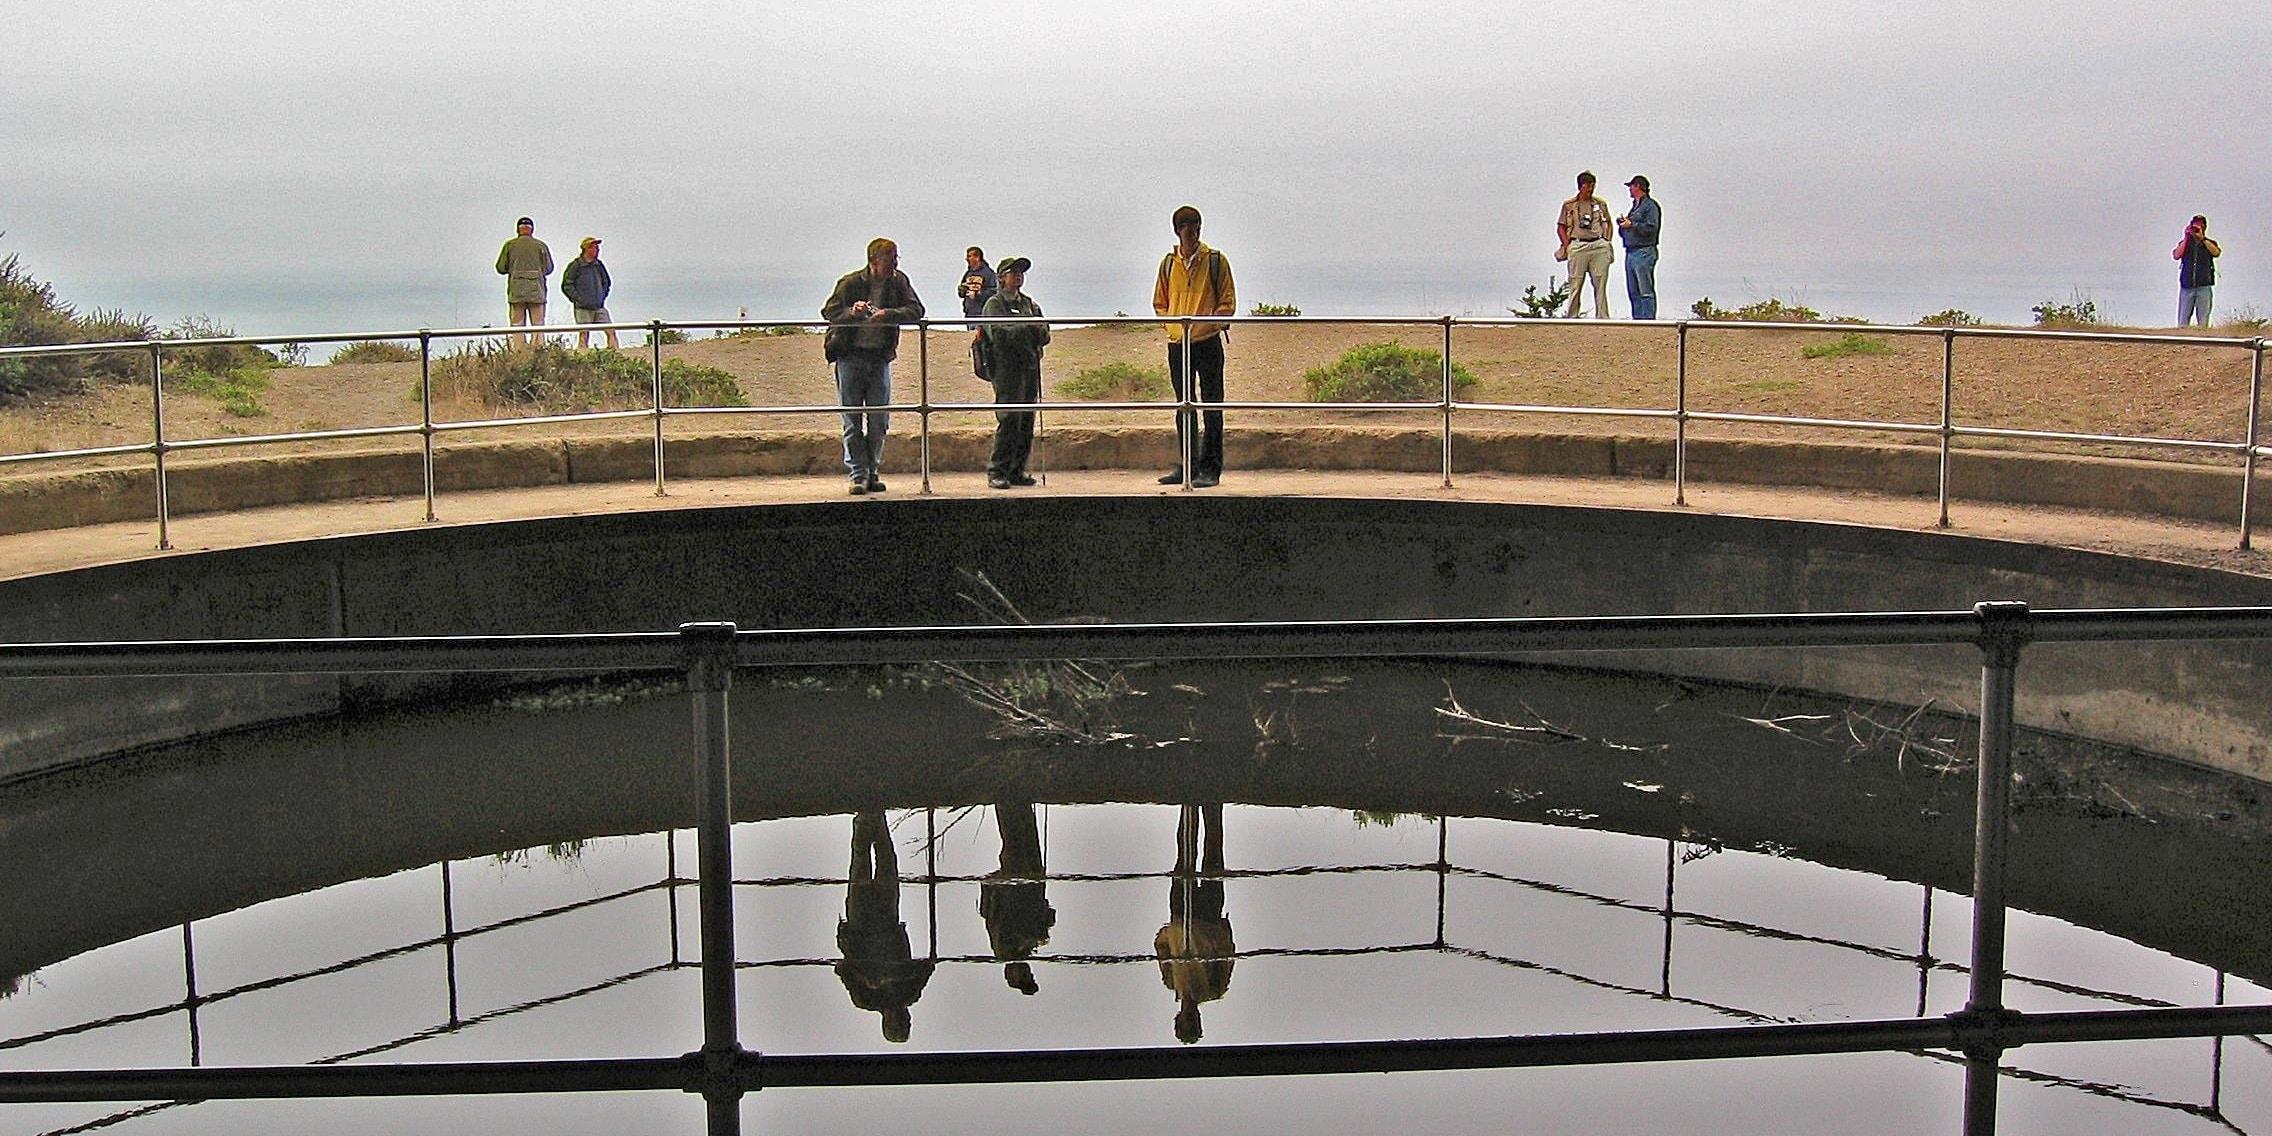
[6, 0, 2267, 334]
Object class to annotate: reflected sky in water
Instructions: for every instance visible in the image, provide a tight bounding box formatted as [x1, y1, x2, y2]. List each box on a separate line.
[6, 800, 2268, 1135]
[4, 657, 2271, 1134]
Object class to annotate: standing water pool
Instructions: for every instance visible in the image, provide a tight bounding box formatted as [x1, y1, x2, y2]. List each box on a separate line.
[3, 657, 2269, 1135]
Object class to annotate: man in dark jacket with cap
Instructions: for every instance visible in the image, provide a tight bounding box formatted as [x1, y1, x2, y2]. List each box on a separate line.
[560, 236, 616, 349]
[980, 256, 1049, 489]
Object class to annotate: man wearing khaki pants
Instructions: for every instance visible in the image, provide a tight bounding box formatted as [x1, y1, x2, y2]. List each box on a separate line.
[1556, 171, 1615, 318]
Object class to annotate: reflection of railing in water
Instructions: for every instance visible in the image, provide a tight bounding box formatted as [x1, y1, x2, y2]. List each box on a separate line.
[8, 816, 2266, 1134]
[6, 606, 2272, 1136]
[1, 316, 2268, 547]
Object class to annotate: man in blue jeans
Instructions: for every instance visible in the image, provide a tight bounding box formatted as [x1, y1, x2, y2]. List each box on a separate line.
[1618, 175, 1662, 320]
[821, 238, 925, 494]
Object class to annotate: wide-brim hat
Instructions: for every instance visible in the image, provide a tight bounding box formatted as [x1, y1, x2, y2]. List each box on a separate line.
[996, 256, 1031, 275]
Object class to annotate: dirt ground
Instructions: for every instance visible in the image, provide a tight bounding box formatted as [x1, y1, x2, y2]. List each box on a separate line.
[2, 321, 2263, 469]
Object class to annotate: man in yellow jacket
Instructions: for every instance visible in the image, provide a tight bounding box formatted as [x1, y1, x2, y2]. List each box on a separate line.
[1152, 205, 1236, 488]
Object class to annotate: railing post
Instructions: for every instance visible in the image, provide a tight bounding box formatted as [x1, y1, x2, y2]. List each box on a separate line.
[180, 922, 202, 1065]
[1960, 599, 2029, 1136]
[1673, 321, 1688, 507]
[918, 319, 932, 495]
[439, 859, 461, 1026]
[652, 321, 669, 498]
[419, 331, 437, 523]
[1939, 330, 1956, 529]
[2241, 339, 2264, 549]
[1435, 315, 1454, 488]
[1179, 319, 1195, 491]
[681, 621, 746, 1136]
[150, 342, 171, 550]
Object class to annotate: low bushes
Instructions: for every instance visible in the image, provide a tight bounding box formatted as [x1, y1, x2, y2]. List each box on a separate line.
[1692, 296, 1865, 324]
[1800, 333, 1894, 360]
[1302, 342, 1476, 402]
[425, 342, 747, 412]
[0, 252, 157, 400]
[1061, 361, 1170, 401]
[329, 340, 420, 364]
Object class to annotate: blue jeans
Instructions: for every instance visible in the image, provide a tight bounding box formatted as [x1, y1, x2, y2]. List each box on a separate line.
[1625, 245, 1659, 320]
[833, 353, 891, 480]
[2179, 286, 2214, 328]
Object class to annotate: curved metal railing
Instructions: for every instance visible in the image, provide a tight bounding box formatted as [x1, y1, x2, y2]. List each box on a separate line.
[2, 316, 2265, 550]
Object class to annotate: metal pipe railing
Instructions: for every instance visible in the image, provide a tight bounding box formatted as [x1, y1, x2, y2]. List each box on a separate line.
[2, 321, 2265, 554]
[16, 605, 2272, 680]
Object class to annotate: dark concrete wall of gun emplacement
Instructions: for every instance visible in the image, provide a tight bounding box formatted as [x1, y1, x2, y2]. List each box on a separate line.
[5, 495, 2270, 786]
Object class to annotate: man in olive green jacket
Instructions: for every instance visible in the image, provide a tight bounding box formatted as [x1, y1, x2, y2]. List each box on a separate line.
[495, 216, 554, 346]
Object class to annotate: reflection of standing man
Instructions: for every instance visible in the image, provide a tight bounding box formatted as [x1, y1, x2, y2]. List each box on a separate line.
[1618, 176, 1661, 320]
[2173, 215, 2222, 328]
[1153, 205, 1237, 489]
[1154, 804, 1233, 1044]
[978, 802, 1055, 994]
[821, 238, 925, 495]
[835, 810, 935, 1043]
[495, 216, 554, 346]
[982, 256, 1050, 490]
[561, 237, 617, 349]
[1557, 172, 1615, 319]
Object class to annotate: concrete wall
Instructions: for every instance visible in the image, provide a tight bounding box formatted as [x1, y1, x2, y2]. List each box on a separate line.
[5, 496, 2271, 783]
[6, 426, 2270, 536]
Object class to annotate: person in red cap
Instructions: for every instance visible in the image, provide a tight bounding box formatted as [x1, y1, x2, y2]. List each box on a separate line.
[2173, 215, 2222, 327]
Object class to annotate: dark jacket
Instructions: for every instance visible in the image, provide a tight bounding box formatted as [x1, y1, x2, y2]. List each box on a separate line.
[981, 291, 1050, 374]
[959, 262, 998, 319]
[822, 268, 925, 361]
[560, 257, 611, 309]
[1621, 195, 1661, 250]
[2180, 237, 2218, 289]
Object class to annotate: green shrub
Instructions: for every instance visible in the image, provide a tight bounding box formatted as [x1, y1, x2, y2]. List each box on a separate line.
[162, 315, 277, 378]
[1916, 308, 1983, 328]
[1061, 361, 1170, 401]
[1301, 342, 1476, 402]
[1800, 333, 1894, 360]
[157, 316, 281, 415]
[1509, 278, 1572, 319]
[0, 250, 156, 400]
[427, 342, 747, 411]
[1695, 296, 1823, 322]
[174, 366, 272, 417]
[1250, 301, 1301, 317]
[2031, 293, 2100, 328]
[329, 340, 420, 364]
[2221, 306, 2268, 333]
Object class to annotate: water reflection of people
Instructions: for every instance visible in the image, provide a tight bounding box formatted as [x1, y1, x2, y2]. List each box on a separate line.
[978, 802, 1056, 994]
[835, 810, 935, 1043]
[1154, 804, 1234, 1044]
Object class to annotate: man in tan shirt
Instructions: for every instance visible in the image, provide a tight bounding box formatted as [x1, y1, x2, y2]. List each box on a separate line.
[1556, 172, 1616, 319]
